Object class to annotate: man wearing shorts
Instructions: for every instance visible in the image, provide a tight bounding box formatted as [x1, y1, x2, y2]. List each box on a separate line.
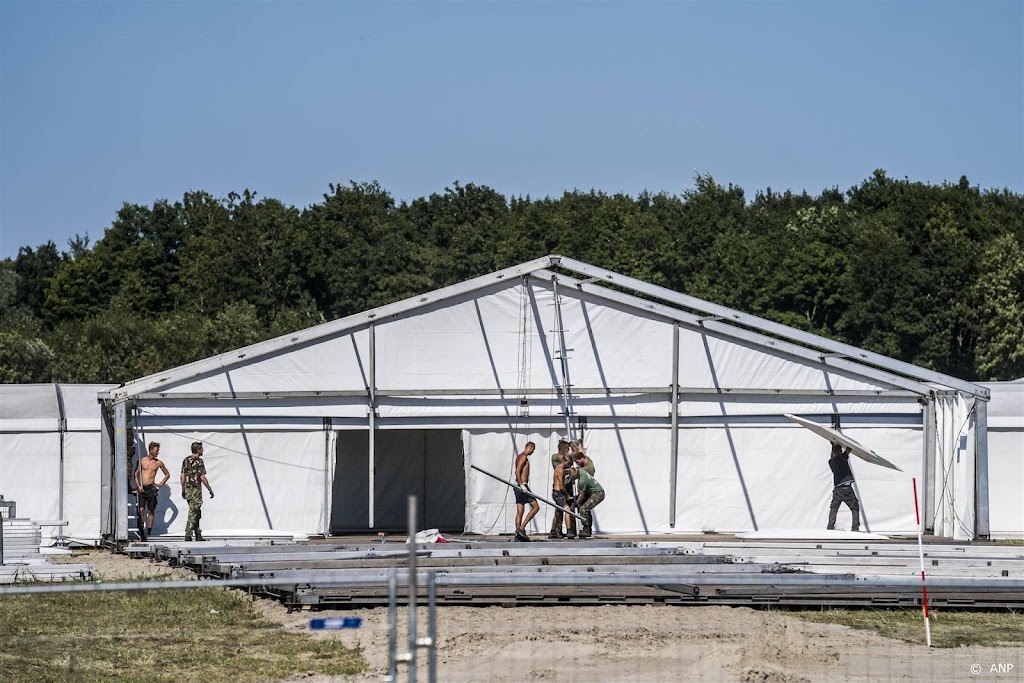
[133, 441, 170, 539]
[513, 442, 539, 541]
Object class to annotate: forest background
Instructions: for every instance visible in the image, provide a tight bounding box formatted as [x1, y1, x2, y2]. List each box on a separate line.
[2, 169, 1022, 385]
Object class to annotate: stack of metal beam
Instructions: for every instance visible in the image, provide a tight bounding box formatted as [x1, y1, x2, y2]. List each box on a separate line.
[127, 537, 1024, 610]
[0, 518, 94, 584]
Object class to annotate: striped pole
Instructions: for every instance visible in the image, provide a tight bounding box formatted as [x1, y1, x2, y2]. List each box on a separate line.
[912, 477, 932, 647]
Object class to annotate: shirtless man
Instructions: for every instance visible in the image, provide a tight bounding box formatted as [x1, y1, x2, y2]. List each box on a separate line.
[513, 442, 540, 541]
[133, 441, 170, 538]
[549, 441, 576, 539]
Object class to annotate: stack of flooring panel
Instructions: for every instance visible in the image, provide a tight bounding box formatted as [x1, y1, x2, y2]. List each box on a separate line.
[0, 518, 94, 584]
[128, 537, 1024, 610]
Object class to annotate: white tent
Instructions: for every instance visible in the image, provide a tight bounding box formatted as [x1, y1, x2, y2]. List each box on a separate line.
[99, 256, 991, 541]
[0, 383, 114, 543]
[981, 378, 1023, 538]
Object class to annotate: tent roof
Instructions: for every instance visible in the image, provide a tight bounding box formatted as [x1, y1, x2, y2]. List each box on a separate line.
[0, 384, 115, 432]
[104, 255, 988, 401]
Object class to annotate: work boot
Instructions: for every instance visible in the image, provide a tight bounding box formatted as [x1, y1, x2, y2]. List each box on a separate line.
[547, 530, 564, 539]
[579, 527, 592, 539]
[514, 528, 530, 542]
[195, 530, 205, 542]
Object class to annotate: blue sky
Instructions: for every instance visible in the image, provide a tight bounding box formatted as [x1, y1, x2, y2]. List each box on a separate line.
[1, 0, 1021, 259]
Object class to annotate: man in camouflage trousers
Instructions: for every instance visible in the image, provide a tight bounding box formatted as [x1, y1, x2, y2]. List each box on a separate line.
[181, 441, 214, 542]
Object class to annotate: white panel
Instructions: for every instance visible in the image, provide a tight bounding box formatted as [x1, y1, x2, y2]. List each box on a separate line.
[552, 286, 674, 389]
[679, 331, 899, 392]
[131, 429, 326, 535]
[60, 384, 115, 431]
[0, 384, 58, 432]
[136, 398, 368, 419]
[464, 424, 922, 536]
[0, 433, 60, 523]
[988, 430, 1024, 537]
[61, 431, 102, 540]
[159, 329, 371, 394]
[464, 430, 568, 536]
[702, 426, 921, 534]
[376, 283, 526, 391]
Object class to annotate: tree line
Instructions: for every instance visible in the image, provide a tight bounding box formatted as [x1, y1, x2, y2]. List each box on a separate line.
[2, 170, 1022, 385]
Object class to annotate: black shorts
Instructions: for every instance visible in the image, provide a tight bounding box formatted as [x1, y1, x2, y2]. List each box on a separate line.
[514, 488, 536, 506]
[139, 484, 158, 512]
[551, 490, 569, 507]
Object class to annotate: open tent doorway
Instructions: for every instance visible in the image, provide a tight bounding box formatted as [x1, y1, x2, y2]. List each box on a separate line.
[330, 429, 465, 533]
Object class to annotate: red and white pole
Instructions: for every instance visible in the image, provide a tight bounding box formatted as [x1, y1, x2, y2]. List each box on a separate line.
[912, 477, 932, 647]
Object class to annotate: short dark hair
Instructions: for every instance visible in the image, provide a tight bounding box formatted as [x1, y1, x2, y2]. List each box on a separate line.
[147, 441, 160, 452]
[191, 441, 203, 454]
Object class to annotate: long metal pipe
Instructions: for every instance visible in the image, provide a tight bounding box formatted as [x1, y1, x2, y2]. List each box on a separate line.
[407, 495, 418, 683]
[3, 573, 1022, 596]
[114, 400, 129, 542]
[550, 276, 575, 440]
[55, 384, 67, 546]
[670, 324, 679, 527]
[369, 323, 376, 529]
[387, 568, 398, 682]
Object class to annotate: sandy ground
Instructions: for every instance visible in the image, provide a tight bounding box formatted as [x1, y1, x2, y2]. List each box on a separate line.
[57, 549, 1024, 682]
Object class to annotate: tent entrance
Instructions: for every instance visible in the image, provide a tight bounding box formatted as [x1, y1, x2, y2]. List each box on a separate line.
[330, 429, 465, 533]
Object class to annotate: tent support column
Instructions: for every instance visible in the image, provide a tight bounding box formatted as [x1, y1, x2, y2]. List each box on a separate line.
[975, 399, 990, 539]
[323, 417, 332, 536]
[369, 323, 377, 529]
[669, 324, 679, 528]
[100, 403, 113, 537]
[114, 399, 129, 542]
[923, 397, 937, 532]
[551, 276, 575, 440]
[54, 384, 67, 545]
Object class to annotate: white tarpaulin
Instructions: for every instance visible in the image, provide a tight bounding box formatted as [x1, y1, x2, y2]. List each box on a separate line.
[131, 427, 328, 536]
[932, 393, 976, 540]
[983, 379, 1023, 538]
[0, 384, 113, 542]
[464, 423, 920, 536]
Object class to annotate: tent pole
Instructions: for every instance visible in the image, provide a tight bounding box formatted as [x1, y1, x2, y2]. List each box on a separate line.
[114, 400, 129, 542]
[54, 384, 67, 545]
[324, 417, 332, 536]
[551, 276, 575, 440]
[369, 323, 376, 529]
[974, 399, 990, 539]
[670, 324, 679, 528]
[923, 396, 936, 532]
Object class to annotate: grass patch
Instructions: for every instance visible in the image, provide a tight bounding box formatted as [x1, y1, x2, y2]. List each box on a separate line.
[792, 608, 1024, 648]
[0, 586, 367, 682]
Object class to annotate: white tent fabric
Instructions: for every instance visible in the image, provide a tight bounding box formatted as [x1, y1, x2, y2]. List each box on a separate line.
[464, 423, 921, 536]
[0, 384, 113, 542]
[932, 393, 976, 540]
[104, 263, 987, 540]
[982, 379, 1023, 538]
[131, 427, 328, 537]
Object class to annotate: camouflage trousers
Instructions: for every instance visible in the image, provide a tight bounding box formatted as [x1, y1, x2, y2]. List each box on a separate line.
[578, 489, 605, 534]
[184, 487, 203, 540]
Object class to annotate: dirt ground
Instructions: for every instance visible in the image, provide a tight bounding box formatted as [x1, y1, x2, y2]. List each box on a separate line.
[63, 550, 1024, 682]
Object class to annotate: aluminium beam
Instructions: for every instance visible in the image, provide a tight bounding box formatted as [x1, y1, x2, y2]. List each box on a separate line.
[114, 400, 128, 542]
[107, 256, 558, 400]
[975, 399, 990, 538]
[670, 324, 679, 527]
[133, 387, 921, 400]
[531, 269, 934, 396]
[552, 256, 988, 398]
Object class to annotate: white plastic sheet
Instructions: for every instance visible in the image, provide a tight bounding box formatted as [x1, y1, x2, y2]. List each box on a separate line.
[131, 429, 328, 536]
